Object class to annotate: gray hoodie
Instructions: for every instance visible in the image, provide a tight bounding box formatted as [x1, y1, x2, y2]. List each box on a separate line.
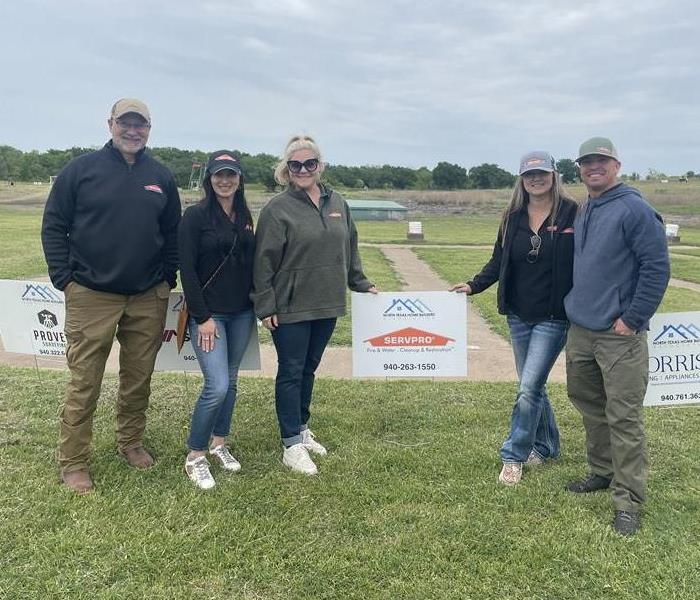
[564, 183, 669, 331]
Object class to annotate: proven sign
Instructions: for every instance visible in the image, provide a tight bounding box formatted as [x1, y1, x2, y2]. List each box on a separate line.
[0, 280, 260, 371]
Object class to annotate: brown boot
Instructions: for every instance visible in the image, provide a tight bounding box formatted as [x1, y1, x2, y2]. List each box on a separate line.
[120, 445, 155, 469]
[60, 469, 94, 495]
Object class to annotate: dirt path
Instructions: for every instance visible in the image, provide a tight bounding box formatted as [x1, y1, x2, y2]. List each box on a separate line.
[669, 278, 700, 293]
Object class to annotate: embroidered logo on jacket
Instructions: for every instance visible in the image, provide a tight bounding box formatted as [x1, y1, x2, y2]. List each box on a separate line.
[144, 184, 163, 194]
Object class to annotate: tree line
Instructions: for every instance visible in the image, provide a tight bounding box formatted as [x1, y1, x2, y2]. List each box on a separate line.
[0, 144, 583, 190]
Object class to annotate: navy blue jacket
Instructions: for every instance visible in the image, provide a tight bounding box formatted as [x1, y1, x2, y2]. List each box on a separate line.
[42, 141, 181, 294]
[564, 183, 669, 331]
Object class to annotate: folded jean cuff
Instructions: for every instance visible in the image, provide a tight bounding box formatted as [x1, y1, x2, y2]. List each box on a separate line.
[282, 434, 303, 448]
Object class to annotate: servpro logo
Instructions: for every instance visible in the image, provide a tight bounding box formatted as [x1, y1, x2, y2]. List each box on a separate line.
[364, 327, 455, 347]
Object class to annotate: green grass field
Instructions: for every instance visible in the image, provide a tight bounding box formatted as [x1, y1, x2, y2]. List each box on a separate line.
[1, 365, 699, 599]
[1, 195, 700, 599]
[670, 255, 700, 285]
[0, 206, 45, 278]
[671, 248, 700, 257]
[357, 215, 700, 248]
[357, 216, 499, 245]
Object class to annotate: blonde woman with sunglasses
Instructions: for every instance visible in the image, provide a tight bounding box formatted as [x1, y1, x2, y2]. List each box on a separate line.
[451, 151, 578, 486]
[252, 135, 377, 475]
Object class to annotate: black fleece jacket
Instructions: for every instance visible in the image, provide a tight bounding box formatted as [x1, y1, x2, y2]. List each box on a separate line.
[178, 199, 255, 324]
[467, 198, 578, 320]
[41, 141, 181, 294]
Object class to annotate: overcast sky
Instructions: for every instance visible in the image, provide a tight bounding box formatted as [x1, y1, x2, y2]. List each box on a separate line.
[1, 0, 697, 175]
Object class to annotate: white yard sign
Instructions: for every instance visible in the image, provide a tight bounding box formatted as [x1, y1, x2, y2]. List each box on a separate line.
[0, 280, 260, 371]
[645, 311, 700, 406]
[352, 291, 467, 378]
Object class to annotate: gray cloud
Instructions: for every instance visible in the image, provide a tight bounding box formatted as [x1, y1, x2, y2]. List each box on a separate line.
[1, 0, 697, 174]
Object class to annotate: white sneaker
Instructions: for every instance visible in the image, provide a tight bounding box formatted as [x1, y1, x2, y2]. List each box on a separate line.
[524, 450, 545, 467]
[209, 444, 241, 472]
[185, 456, 216, 490]
[499, 462, 523, 486]
[301, 429, 327, 456]
[283, 443, 318, 475]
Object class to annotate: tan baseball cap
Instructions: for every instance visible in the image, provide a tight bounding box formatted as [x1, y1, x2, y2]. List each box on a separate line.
[111, 98, 151, 122]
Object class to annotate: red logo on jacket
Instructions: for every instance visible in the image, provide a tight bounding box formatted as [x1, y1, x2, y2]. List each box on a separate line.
[144, 184, 163, 194]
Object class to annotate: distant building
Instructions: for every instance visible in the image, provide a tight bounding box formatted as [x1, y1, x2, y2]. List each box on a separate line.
[346, 199, 408, 221]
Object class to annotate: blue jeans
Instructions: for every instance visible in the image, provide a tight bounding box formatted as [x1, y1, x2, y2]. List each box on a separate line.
[500, 314, 568, 463]
[187, 310, 255, 451]
[271, 318, 336, 447]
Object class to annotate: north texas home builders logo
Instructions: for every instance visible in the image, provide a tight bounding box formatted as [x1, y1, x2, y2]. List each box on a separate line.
[652, 323, 700, 346]
[383, 298, 435, 318]
[364, 327, 454, 347]
[21, 283, 62, 304]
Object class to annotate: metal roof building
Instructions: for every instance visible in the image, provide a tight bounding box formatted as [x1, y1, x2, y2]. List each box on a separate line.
[346, 199, 408, 221]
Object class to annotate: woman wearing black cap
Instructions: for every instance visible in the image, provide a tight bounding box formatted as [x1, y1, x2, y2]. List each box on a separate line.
[451, 151, 577, 486]
[178, 150, 255, 490]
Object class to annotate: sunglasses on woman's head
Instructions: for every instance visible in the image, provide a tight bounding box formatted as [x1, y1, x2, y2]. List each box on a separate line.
[287, 158, 320, 174]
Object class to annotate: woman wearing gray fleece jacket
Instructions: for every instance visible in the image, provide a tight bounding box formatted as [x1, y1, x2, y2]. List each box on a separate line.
[252, 135, 376, 475]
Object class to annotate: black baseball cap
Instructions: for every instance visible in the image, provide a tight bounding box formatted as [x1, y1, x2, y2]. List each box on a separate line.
[206, 150, 242, 175]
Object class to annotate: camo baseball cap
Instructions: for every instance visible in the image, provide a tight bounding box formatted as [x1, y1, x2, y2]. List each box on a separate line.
[576, 137, 619, 162]
[519, 151, 556, 175]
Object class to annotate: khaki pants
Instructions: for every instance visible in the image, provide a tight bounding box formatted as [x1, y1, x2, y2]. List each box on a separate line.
[59, 281, 170, 473]
[566, 323, 649, 512]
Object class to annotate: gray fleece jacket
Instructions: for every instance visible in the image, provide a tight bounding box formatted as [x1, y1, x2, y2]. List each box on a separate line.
[564, 183, 669, 332]
[251, 184, 373, 324]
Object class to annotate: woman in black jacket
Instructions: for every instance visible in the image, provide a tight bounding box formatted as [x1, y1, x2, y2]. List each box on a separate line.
[178, 151, 255, 490]
[451, 151, 577, 486]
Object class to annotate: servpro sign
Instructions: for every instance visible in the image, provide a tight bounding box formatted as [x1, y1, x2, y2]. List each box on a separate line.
[352, 291, 467, 378]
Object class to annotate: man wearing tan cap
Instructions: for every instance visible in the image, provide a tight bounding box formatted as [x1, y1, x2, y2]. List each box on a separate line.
[42, 98, 181, 494]
[564, 137, 669, 535]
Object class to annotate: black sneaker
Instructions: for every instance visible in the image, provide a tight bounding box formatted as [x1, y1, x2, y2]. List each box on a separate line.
[613, 510, 641, 536]
[566, 473, 612, 493]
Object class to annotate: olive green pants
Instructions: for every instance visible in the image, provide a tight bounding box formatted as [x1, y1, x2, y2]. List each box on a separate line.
[59, 281, 170, 473]
[566, 323, 649, 512]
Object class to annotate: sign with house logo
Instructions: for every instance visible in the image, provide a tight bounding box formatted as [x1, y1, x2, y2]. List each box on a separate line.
[0, 280, 261, 371]
[352, 291, 467, 377]
[645, 311, 700, 406]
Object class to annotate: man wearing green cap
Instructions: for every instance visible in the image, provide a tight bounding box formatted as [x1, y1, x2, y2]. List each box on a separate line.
[42, 99, 181, 494]
[563, 137, 669, 535]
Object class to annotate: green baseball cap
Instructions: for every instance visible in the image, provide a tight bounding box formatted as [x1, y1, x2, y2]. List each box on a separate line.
[576, 137, 619, 162]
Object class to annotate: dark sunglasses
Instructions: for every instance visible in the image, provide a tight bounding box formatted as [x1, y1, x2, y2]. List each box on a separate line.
[287, 158, 319, 174]
[527, 234, 541, 264]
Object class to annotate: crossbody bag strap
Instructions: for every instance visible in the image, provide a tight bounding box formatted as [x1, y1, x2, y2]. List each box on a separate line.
[201, 235, 238, 292]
